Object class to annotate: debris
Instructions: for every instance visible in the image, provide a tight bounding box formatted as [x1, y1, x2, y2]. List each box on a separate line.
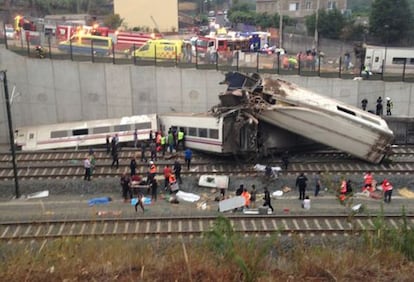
[198, 175, 229, 189]
[254, 164, 280, 178]
[131, 197, 152, 205]
[26, 190, 49, 199]
[399, 188, 414, 198]
[272, 190, 283, 198]
[282, 186, 291, 193]
[88, 197, 112, 206]
[219, 196, 245, 212]
[96, 210, 122, 217]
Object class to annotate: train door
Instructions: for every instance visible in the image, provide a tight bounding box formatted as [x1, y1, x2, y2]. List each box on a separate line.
[371, 49, 384, 73]
[25, 130, 37, 150]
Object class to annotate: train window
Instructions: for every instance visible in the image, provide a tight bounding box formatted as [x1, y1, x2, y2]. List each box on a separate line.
[410, 58, 414, 65]
[134, 122, 151, 130]
[209, 129, 219, 139]
[199, 128, 208, 138]
[51, 130, 68, 138]
[114, 124, 131, 132]
[92, 126, 110, 134]
[337, 106, 356, 116]
[188, 127, 197, 136]
[29, 133, 34, 139]
[72, 128, 88, 136]
[392, 57, 407, 65]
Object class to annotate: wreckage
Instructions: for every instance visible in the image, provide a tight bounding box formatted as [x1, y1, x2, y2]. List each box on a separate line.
[211, 72, 394, 164]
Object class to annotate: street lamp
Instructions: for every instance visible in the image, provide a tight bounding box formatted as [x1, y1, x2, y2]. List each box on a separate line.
[0, 70, 20, 198]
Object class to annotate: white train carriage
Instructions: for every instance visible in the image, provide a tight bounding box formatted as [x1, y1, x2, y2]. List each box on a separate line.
[259, 77, 394, 164]
[158, 112, 258, 154]
[15, 114, 158, 151]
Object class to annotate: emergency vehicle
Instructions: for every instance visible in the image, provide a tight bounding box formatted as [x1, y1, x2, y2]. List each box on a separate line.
[58, 34, 113, 56]
[193, 35, 250, 62]
[132, 39, 184, 61]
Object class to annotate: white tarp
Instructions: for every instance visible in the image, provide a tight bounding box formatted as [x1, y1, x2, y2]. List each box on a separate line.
[26, 190, 49, 199]
[176, 191, 201, 202]
[198, 175, 229, 189]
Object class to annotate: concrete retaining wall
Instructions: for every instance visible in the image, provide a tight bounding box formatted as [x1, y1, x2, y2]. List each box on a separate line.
[1, 47, 414, 145]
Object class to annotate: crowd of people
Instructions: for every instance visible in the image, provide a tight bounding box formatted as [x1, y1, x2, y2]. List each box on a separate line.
[360, 96, 393, 116]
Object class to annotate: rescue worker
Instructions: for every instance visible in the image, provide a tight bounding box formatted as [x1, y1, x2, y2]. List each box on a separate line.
[120, 173, 132, 202]
[184, 148, 192, 170]
[263, 186, 274, 212]
[168, 173, 178, 194]
[130, 157, 137, 176]
[140, 141, 147, 162]
[173, 159, 182, 184]
[168, 130, 175, 153]
[163, 164, 172, 190]
[250, 185, 257, 208]
[376, 96, 383, 116]
[314, 171, 322, 197]
[295, 172, 308, 200]
[160, 134, 166, 157]
[382, 179, 393, 203]
[386, 97, 393, 116]
[241, 188, 251, 208]
[363, 171, 374, 192]
[83, 156, 91, 181]
[149, 140, 157, 161]
[148, 161, 157, 183]
[177, 129, 185, 151]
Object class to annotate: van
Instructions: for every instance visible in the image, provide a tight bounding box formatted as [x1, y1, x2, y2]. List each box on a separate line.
[132, 39, 183, 61]
[58, 34, 113, 56]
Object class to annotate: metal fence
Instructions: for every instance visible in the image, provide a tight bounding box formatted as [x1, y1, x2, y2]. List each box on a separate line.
[2, 34, 414, 83]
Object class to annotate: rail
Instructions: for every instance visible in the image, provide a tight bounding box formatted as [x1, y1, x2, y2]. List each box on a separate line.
[1, 214, 412, 241]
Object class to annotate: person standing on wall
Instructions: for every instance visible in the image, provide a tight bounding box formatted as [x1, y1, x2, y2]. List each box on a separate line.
[361, 98, 368, 111]
[386, 97, 393, 116]
[296, 172, 308, 200]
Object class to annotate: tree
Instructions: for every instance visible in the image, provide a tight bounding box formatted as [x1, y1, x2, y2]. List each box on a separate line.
[369, 0, 413, 44]
[305, 9, 347, 40]
[103, 14, 123, 30]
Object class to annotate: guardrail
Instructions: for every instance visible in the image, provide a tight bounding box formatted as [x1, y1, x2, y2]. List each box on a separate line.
[2, 35, 414, 83]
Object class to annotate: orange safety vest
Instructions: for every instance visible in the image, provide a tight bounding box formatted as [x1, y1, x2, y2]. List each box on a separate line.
[382, 180, 393, 192]
[169, 174, 176, 184]
[150, 164, 157, 174]
[241, 191, 251, 207]
[364, 173, 373, 185]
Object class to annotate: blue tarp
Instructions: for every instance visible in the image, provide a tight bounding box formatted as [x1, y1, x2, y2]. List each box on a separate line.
[88, 197, 112, 206]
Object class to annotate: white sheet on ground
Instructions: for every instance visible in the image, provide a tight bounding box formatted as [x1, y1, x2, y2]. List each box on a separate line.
[176, 191, 201, 202]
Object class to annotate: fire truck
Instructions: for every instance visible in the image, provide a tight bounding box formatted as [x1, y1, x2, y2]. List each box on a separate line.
[193, 35, 250, 63]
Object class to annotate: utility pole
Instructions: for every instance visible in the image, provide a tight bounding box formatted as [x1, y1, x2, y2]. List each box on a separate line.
[314, 0, 320, 51]
[279, 0, 283, 48]
[0, 70, 20, 199]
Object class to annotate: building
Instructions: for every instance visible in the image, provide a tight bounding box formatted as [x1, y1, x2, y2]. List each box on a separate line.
[256, 0, 348, 19]
[114, 0, 178, 32]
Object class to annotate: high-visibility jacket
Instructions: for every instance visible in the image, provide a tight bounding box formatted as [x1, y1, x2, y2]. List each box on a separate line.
[340, 180, 347, 194]
[241, 191, 251, 207]
[382, 179, 393, 191]
[364, 173, 373, 185]
[160, 136, 166, 145]
[169, 174, 176, 184]
[150, 164, 157, 174]
[178, 131, 184, 141]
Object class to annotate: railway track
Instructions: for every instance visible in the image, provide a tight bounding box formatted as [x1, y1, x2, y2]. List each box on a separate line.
[1, 214, 412, 241]
[0, 147, 414, 180]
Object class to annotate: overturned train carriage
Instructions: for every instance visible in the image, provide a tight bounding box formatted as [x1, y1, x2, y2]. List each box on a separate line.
[216, 72, 394, 164]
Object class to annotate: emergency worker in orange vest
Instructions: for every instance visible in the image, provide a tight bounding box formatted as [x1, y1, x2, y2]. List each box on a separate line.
[169, 174, 178, 194]
[363, 171, 373, 192]
[148, 161, 157, 183]
[163, 164, 172, 190]
[382, 179, 393, 203]
[241, 188, 251, 208]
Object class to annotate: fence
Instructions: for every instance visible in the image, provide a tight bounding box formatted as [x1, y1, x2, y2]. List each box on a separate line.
[2, 31, 414, 83]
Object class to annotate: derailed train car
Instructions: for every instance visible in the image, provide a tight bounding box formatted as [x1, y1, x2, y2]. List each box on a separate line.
[216, 72, 394, 164]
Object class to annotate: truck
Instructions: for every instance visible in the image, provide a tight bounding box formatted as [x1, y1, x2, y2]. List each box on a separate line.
[364, 45, 414, 74]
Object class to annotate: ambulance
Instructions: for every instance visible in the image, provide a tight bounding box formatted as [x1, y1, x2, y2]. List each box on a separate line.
[131, 39, 184, 61]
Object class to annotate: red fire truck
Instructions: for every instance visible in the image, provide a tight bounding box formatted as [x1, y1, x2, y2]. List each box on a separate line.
[194, 35, 250, 63]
